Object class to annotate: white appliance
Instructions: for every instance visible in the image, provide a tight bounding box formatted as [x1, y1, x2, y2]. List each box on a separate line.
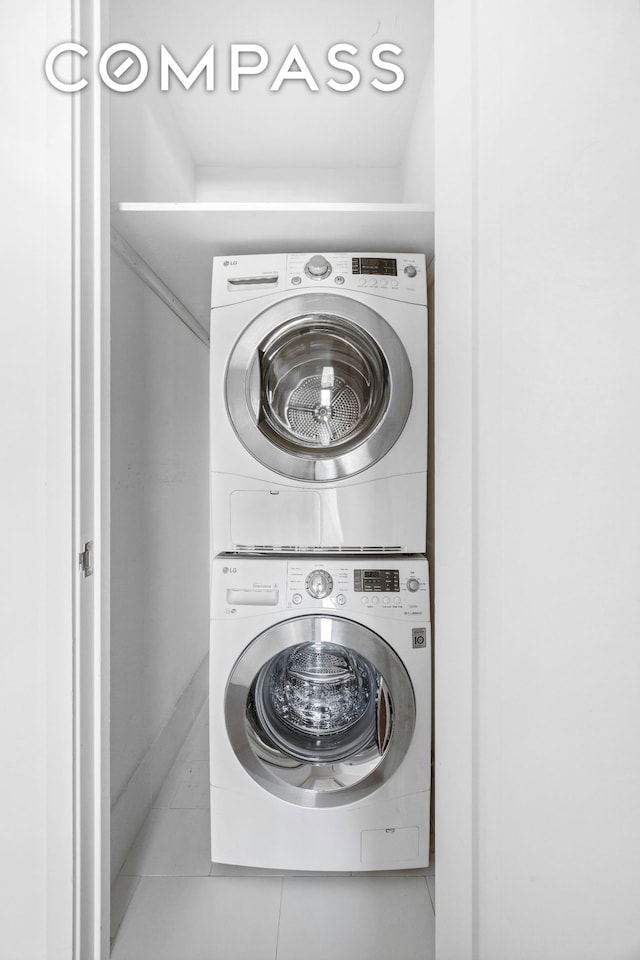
[209, 554, 431, 872]
[210, 252, 428, 554]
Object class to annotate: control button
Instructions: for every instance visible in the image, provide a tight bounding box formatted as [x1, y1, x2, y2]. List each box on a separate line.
[383, 596, 391, 605]
[305, 255, 332, 280]
[291, 275, 302, 285]
[361, 596, 369, 604]
[391, 280, 399, 289]
[404, 264, 417, 278]
[369, 278, 378, 287]
[358, 278, 367, 287]
[292, 593, 303, 605]
[372, 596, 380, 605]
[334, 275, 345, 285]
[380, 279, 388, 288]
[305, 569, 334, 599]
[407, 578, 420, 592]
[393, 597, 401, 605]
[336, 593, 346, 605]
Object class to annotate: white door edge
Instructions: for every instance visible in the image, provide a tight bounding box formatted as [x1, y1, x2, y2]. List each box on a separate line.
[434, 0, 478, 957]
[71, 0, 110, 956]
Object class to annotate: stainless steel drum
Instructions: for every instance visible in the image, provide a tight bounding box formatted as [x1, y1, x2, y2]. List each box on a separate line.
[259, 316, 387, 451]
[225, 293, 413, 482]
[224, 615, 416, 808]
[252, 640, 379, 764]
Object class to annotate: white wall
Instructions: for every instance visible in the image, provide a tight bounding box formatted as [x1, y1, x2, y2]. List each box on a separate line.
[0, 3, 74, 960]
[195, 166, 403, 203]
[110, 87, 196, 203]
[402, 52, 434, 205]
[0, 26, 46, 959]
[110, 255, 209, 867]
[109, 0, 195, 203]
[474, 2, 640, 957]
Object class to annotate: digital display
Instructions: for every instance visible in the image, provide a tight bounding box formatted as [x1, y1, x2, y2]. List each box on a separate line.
[351, 257, 398, 277]
[354, 569, 400, 592]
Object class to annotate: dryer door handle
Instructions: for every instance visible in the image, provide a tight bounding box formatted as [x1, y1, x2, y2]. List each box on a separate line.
[376, 679, 393, 755]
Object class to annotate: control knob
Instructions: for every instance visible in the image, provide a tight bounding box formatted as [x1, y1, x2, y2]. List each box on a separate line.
[305, 569, 334, 599]
[404, 264, 417, 278]
[305, 255, 332, 280]
[406, 577, 420, 593]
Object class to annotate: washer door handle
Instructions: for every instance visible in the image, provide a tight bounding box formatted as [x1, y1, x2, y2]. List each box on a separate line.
[376, 679, 393, 755]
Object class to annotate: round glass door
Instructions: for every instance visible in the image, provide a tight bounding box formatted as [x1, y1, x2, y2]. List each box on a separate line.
[252, 640, 379, 764]
[224, 616, 415, 808]
[225, 293, 413, 482]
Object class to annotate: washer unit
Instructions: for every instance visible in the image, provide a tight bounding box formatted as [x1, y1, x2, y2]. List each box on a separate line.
[210, 252, 428, 555]
[209, 554, 431, 872]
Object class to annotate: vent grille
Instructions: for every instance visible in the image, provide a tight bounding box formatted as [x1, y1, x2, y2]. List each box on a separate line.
[234, 544, 403, 554]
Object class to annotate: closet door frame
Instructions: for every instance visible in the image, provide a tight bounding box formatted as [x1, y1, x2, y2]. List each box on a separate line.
[69, 0, 111, 955]
[66, 0, 478, 957]
[433, 1, 477, 957]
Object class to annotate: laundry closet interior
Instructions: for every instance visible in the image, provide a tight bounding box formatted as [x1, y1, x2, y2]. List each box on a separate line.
[108, 0, 435, 954]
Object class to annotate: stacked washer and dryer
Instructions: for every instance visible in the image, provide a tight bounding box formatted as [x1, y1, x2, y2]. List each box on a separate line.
[209, 252, 431, 871]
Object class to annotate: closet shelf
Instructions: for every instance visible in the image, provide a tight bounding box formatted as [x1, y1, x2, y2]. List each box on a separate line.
[112, 202, 434, 330]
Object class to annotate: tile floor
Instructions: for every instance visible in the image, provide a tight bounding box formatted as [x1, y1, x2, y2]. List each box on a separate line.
[111, 704, 435, 960]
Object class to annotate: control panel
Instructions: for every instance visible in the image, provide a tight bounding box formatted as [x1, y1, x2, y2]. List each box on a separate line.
[285, 559, 429, 619]
[213, 557, 430, 620]
[211, 252, 427, 307]
[286, 252, 426, 305]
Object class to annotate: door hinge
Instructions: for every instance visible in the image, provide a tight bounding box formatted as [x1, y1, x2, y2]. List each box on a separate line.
[79, 540, 94, 578]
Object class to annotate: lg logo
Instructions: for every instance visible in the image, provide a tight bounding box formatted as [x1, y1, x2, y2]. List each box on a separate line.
[223, 260, 238, 267]
[222, 566, 237, 574]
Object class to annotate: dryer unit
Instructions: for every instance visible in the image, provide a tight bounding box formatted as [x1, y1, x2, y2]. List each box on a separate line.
[210, 252, 428, 555]
[209, 555, 431, 872]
